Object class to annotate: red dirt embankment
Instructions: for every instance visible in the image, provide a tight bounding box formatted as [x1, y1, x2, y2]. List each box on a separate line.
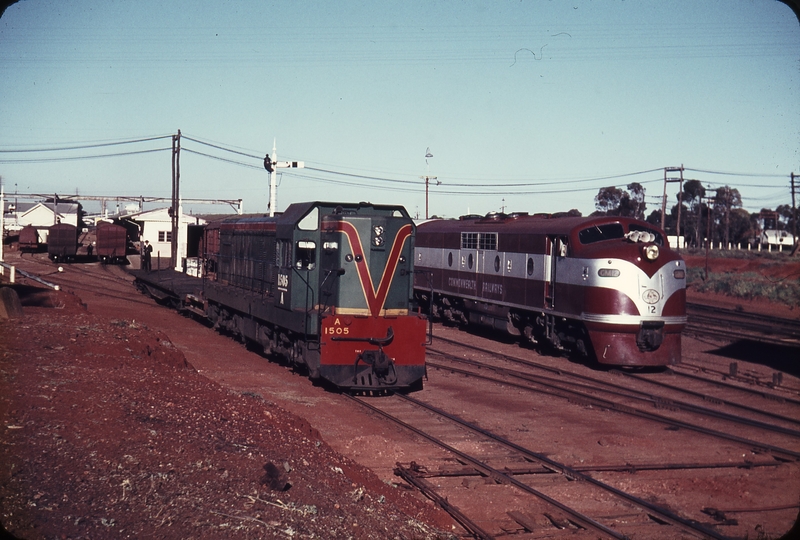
[0, 285, 453, 540]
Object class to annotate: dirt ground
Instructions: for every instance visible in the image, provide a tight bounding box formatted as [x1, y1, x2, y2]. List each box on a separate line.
[1, 248, 799, 539]
[0, 277, 455, 538]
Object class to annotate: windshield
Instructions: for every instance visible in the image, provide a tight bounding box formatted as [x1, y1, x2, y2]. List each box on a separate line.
[578, 223, 624, 244]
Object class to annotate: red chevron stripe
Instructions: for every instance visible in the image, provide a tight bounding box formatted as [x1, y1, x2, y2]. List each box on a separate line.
[335, 222, 412, 317]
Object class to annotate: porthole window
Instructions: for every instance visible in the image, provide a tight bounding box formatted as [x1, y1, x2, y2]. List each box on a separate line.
[448, 252, 453, 267]
[468, 253, 474, 269]
[494, 255, 500, 272]
[527, 257, 534, 276]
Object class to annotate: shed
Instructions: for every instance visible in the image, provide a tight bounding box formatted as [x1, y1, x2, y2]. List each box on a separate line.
[123, 207, 207, 269]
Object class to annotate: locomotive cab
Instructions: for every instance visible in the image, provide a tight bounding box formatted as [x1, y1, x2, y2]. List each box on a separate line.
[571, 220, 686, 366]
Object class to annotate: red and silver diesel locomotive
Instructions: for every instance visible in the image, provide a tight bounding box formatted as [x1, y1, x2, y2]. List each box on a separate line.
[203, 201, 427, 390]
[413, 213, 686, 366]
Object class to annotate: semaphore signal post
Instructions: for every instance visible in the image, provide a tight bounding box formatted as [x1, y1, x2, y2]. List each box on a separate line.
[264, 140, 304, 217]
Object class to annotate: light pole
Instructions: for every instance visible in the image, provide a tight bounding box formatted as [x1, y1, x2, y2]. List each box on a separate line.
[422, 147, 438, 219]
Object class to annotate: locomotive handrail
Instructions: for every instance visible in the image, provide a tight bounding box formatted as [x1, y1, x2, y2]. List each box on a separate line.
[291, 266, 318, 349]
[414, 269, 436, 345]
[330, 326, 394, 346]
[317, 267, 345, 317]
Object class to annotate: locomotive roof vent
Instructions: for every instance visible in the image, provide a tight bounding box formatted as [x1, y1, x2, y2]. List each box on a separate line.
[507, 212, 529, 219]
[459, 214, 483, 221]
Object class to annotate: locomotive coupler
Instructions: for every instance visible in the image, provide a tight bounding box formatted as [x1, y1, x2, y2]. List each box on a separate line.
[357, 349, 396, 382]
[331, 327, 398, 385]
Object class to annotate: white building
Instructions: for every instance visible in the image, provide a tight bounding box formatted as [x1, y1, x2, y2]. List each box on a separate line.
[124, 207, 206, 269]
[2, 201, 83, 242]
[760, 229, 795, 248]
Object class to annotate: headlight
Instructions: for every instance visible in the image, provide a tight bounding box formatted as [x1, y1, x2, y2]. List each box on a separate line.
[643, 244, 659, 261]
[598, 268, 620, 277]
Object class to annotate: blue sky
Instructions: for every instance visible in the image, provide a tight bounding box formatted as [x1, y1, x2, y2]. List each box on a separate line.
[1, 0, 798, 219]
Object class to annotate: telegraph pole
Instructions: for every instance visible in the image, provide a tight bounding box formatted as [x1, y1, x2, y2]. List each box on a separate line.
[0, 179, 4, 263]
[422, 175, 438, 219]
[264, 140, 304, 217]
[791, 172, 797, 254]
[704, 193, 715, 279]
[171, 130, 181, 269]
[660, 165, 684, 248]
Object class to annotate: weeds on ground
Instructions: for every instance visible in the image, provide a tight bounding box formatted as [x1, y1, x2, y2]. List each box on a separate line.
[686, 267, 800, 309]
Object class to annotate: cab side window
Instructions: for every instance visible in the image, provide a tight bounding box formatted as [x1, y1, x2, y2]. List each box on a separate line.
[295, 240, 316, 270]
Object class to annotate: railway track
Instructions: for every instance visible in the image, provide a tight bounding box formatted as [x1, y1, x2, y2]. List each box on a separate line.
[386, 334, 800, 538]
[432, 334, 800, 441]
[427, 342, 800, 461]
[352, 393, 740, 539]
[686, 302, 800, 347]
[669, 360, 800, 399]
[6, 254, 157, 308]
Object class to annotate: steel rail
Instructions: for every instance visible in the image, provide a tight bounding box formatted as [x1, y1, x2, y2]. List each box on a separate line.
[617, 369, 800, 427]
[670, 363, 800, 405]
[687, 315, 800, 340]
[429, 341, 800, 436]
[683, 324, 799, 348]
[397, 393, 732, 540]
[436, 353, 800, 439]
[685, 303, 800, 347]
[366, 392, 732, 540]
[427, 358, 800, 462]
[417, 459, 780, 478]
[393, 464, 494, 540]
[433, 332, 798, 407]
[687, 303, 800, 337]
[429, 350, 800, 438]
[347, 395, 629, 540]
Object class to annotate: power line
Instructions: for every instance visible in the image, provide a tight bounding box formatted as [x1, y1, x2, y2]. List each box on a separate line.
[181, 147, 263, 170]
[304, 166, 421, 185]
[444, 168, 664, 187]
[0, 135, 173, 153]
[0, 147, 171, 164]
[284, 171, 665, 197]
[302, 166, 666, 188]
[2, 132, 794, 210]
[684, 167, 787, 179]
[181, 135, 263, 160]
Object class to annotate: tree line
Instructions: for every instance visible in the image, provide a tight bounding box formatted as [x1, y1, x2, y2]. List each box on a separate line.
[589, 181, 797, 247]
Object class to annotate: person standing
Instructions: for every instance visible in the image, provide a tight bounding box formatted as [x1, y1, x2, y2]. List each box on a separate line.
[142, 240, 153, 272]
